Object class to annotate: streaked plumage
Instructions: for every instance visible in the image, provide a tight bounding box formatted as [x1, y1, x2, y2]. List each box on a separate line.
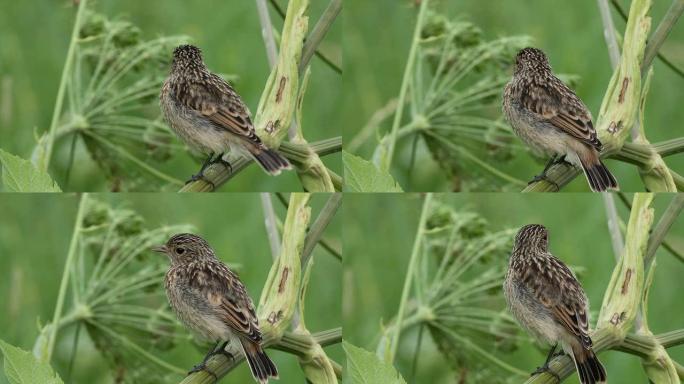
[160, 45, 291, 177]
[503, 47, 618, 192]
[154, 233, 278, 383]
[504, 224, 606, 384]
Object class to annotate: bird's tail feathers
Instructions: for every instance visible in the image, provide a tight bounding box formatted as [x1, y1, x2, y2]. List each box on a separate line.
[572, 347, 607, 384]
[244, 143, 291, 176]
[578, 153, 618, 192]
[240, 339, 278, 383]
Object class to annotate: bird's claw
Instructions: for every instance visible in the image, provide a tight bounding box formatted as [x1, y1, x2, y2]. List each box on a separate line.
[187, 362, 218, 381]
[530, 364, 560, 382]
[527, 174, 560, 191]
[185, 173, 216, 190]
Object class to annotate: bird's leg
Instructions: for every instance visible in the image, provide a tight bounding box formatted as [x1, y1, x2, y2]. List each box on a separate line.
[530, 344, 561, 382]
[528, 155, 560, 190]
[187, 341, 221, 379]
[208, 341, 234, 360]
[210, 153, 232, 174]
[186, 153, 217, 188]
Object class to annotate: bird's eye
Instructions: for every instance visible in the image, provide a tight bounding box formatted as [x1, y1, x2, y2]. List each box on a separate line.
[175, 247, 185, 255]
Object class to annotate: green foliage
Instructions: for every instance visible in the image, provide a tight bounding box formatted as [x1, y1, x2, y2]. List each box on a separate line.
[39, 9, 188, 190]
[377, 199, 525, 382]
[343, 151, 402, 192]
[343, 341, 406, 384]
[0, 339, 63, 384]
[0, 150, 61, 192]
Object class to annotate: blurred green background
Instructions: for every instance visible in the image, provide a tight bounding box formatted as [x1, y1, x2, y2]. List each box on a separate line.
[0, 193, 341, 383]
[0, 0, 341, 191]
[343, 0, 684, 191]
[343, 193, 684, 383]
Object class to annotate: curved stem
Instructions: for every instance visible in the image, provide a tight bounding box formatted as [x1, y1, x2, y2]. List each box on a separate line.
[42, 0, 88, 171]
[45, 193, 88, 363]
[388, 193, 432, 363]
[383, 0, 429, 172]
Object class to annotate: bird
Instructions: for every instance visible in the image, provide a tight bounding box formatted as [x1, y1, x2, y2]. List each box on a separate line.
[153, 233, 278, 383]
[160, 44, 291, 183]
[503, 47, 618, 192]
[503, 224, 606, 384]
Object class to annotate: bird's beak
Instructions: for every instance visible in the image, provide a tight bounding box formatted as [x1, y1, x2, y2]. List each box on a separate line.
[152, 245, 168, 254]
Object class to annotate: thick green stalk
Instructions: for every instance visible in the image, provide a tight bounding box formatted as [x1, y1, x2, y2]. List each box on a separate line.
[40, 0, 88, 171]
[385, 193, 432, 363]
[43, 193, 89, 362]
[380, 0, 429, 172]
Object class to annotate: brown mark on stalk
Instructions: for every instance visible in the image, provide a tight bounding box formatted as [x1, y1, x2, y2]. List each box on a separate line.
[265, 119, 281, 134]
[621, 268, 632, 294]
[276, 76, 287, 103]
[267, 310, 284, 325]
[618, 77, 629, 103]
[607, 120, 623, 134]
[610, 311, 626, 325]
[278, 267, 289, 293]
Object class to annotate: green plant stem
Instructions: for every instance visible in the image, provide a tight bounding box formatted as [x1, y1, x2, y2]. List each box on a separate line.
[256, 0, 279, 68]
[299, 0, 341, 75]
[260, 193, 282, 259]
[642, 0, 684, 73]
[382, 0, 429, 172]
[610, 0, 684, 78]
[42, 0, 88, 171]
[178, 329, 341, 384]
[387, 193, 432, 364]
[598, 0, 621, 67]
[45, 193, 88, 363]
[268, 0, 342, 74]
[602, 192, 624, 260]
[179, 137, 340, 192]
[644, 194, 684, 266]
[301, 193, 341, 267]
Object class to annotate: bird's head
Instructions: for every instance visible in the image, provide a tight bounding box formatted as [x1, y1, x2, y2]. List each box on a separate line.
[171, 44, 204, 70]
[514, 47, 552, 75]
[152, 233, 215, 264]
[514, 224, 549, 252]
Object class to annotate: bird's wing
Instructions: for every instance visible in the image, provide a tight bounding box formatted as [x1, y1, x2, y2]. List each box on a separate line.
[518, 255, 592, 347]
[520, 76, 602, 150]
[189, 260, 262, 343]
[175, 75, 262, 144]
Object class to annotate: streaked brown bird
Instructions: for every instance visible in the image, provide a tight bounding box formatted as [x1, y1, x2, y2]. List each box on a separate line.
[154, 233, 278, 383]
[160, 45, 290, 182]
[503, 47, 618, 192]
[504, 224, 606, 384]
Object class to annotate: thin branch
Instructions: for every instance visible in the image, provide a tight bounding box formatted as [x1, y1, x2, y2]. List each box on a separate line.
[602, 193, 624, 260]
[260, 193, 281, 259]
[642, 0, 684, 73]
[644, 194, 684, 267]
[45, 193, 88, 362]
[299, 0, 341, 75]
[256, 0, 279, 68]
[268, 0, 342, 74]
[610, 0, 684, 78]
[388, 193, 432, 363]
[383, 0, 429, 172]
[597, 0, 621, 68]
[301, 193, 342, 268]
[42, 0, 88, 171]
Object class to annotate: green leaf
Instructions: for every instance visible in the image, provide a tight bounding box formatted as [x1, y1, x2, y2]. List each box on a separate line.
[0, 149, 61, 192]
[0, 339, 63, 384]
[343, 151, 403, 192]
[343, 341, 407, 384]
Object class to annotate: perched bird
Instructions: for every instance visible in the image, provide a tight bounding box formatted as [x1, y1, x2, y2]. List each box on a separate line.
[154, 233, 278, 383]
[503, 47, 618, 192]
[160, 44, 291, 182]
[503, 224, 606, 384]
